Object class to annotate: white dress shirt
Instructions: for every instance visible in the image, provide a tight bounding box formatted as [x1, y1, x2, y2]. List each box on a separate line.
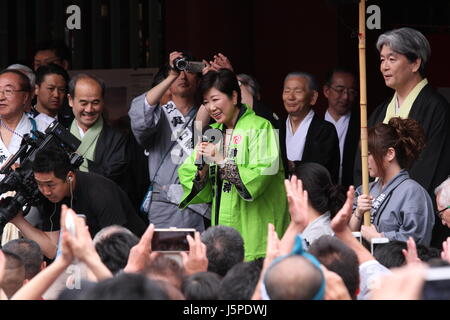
[325, 110, 351, 182]
[286, 110, 315, 161]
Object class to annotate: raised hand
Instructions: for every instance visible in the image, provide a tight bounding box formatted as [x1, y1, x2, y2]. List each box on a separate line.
[331, 186, 355, 234]
[210, 53, 234, 71]
[181, 231, 208, 276]
[441, 237, 450, 264]
[402, 236, 421, 265]
[284, 175, 308, 230]
[124, 223, 159, 273]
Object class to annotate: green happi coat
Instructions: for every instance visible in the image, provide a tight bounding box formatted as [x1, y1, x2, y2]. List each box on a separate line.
[179, 107, 290, 260]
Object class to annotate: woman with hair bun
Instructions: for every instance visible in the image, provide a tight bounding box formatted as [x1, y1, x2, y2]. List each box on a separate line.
[350, 117, 435, 245]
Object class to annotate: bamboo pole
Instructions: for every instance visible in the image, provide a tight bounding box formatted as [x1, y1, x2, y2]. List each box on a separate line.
[358, 0, 371, 226]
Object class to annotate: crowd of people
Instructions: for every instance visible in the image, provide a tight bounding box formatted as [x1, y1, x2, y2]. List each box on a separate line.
[0, 26, 449, 300]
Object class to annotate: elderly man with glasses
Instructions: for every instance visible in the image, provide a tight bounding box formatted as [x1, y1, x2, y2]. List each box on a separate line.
[323, 68, 360, 187]
[0, 69, 47, 169]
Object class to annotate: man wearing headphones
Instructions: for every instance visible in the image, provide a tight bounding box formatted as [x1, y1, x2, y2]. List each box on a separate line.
[9, 147, 146, 259]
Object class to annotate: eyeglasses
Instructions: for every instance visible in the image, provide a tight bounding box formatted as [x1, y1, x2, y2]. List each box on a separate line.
[329, 85, 358, 97]
[436, 206, 450, 219]
[0, 86, 27, 98]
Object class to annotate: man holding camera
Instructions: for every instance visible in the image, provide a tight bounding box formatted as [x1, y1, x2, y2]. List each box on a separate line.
[8, 147, 146, 259]
[129, 51, 210, 231]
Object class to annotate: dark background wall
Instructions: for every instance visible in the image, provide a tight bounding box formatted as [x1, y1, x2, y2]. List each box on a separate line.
[0, 0, 449, 116]
[165, 0, 450, 116]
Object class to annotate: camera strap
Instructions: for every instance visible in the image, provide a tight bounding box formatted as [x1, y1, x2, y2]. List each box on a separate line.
[140, 104, 196, 215]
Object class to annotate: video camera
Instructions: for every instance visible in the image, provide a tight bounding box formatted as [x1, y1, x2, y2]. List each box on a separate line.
[0, 121, 84, 234]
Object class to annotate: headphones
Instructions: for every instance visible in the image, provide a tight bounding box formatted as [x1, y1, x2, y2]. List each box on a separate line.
[67, 175, 73, 183]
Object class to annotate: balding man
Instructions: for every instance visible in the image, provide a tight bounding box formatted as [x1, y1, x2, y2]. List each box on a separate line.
[264, 255, 324, 300]
[68, 73, 128, 186]
[280, 72, 340, 182]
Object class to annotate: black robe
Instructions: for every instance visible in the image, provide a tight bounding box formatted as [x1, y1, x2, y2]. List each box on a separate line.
[280, 114, 340, 183]
[341, 109, 361, 188]
[353, 83, 450, 247]
[87, 122, 128, 187]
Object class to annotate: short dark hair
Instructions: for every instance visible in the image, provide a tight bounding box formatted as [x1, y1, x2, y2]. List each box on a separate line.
[374, 240, 441, 269]
[293, 162, 346, 218]
[78, 273, 169, 300]
[198, 69, 242, 109]
[3, 239, 43, 280]
[201, 226, 245, 277]
[0, 69, 32, 92]
[35, 63, 70, 87]
[32, 147, 73, 180]
[324, 67, 356, 87]
[68, 73, 106, 98]
[94, 231, 139, 274]
[219, 258, 263, 300]
[308, 235, 360, 299]
[181, 271, 222, 300]
[1, 250, 25, 298]
[33, 40, 71, 64]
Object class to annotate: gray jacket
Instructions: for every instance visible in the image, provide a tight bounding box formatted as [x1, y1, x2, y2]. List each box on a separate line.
[354, 170, 434, 245]
[129, 94, 210, 230]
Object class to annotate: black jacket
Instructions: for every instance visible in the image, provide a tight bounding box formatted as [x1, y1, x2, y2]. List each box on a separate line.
[280, 113, 340, 183]
[340, 109, 360, 188]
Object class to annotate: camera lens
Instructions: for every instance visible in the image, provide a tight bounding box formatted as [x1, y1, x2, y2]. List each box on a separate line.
[174, 58, 187, 71]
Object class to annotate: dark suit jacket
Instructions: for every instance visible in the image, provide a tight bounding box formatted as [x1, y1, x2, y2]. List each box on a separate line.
[340, 109, 360, 188]
[280, 113, 341, 183]
[87, 122, 128, 186]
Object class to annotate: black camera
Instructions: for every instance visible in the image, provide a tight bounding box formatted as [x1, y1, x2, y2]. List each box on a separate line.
[0, 121, 84, 233]
[173, 57, 205, 73]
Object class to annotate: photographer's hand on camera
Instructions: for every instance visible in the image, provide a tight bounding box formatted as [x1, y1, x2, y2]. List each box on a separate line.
[145, 51, 183, 106]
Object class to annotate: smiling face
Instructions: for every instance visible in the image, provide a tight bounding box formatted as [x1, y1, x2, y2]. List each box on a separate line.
[35, 74, 67, 117]
[282, 76, 317, 116]
[68, 77, 104, 132]
[203, 87, 239, 126]
[380, 45, 421, 90]
[0, 72, 29, 120]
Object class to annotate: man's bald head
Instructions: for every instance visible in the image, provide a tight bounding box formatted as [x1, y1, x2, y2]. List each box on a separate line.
[265, 255, 323, 300]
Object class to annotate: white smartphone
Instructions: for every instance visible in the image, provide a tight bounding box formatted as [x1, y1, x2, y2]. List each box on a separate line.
[352, 232, 362, 243]
[370, 237, 390, 255]
[65, 213, 76, 237]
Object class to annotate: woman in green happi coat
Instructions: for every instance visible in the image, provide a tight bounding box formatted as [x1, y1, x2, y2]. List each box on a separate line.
[179, 69, 289, 260]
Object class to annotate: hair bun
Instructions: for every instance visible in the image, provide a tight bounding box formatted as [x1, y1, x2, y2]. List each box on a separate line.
[388, 117, 426, 162]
